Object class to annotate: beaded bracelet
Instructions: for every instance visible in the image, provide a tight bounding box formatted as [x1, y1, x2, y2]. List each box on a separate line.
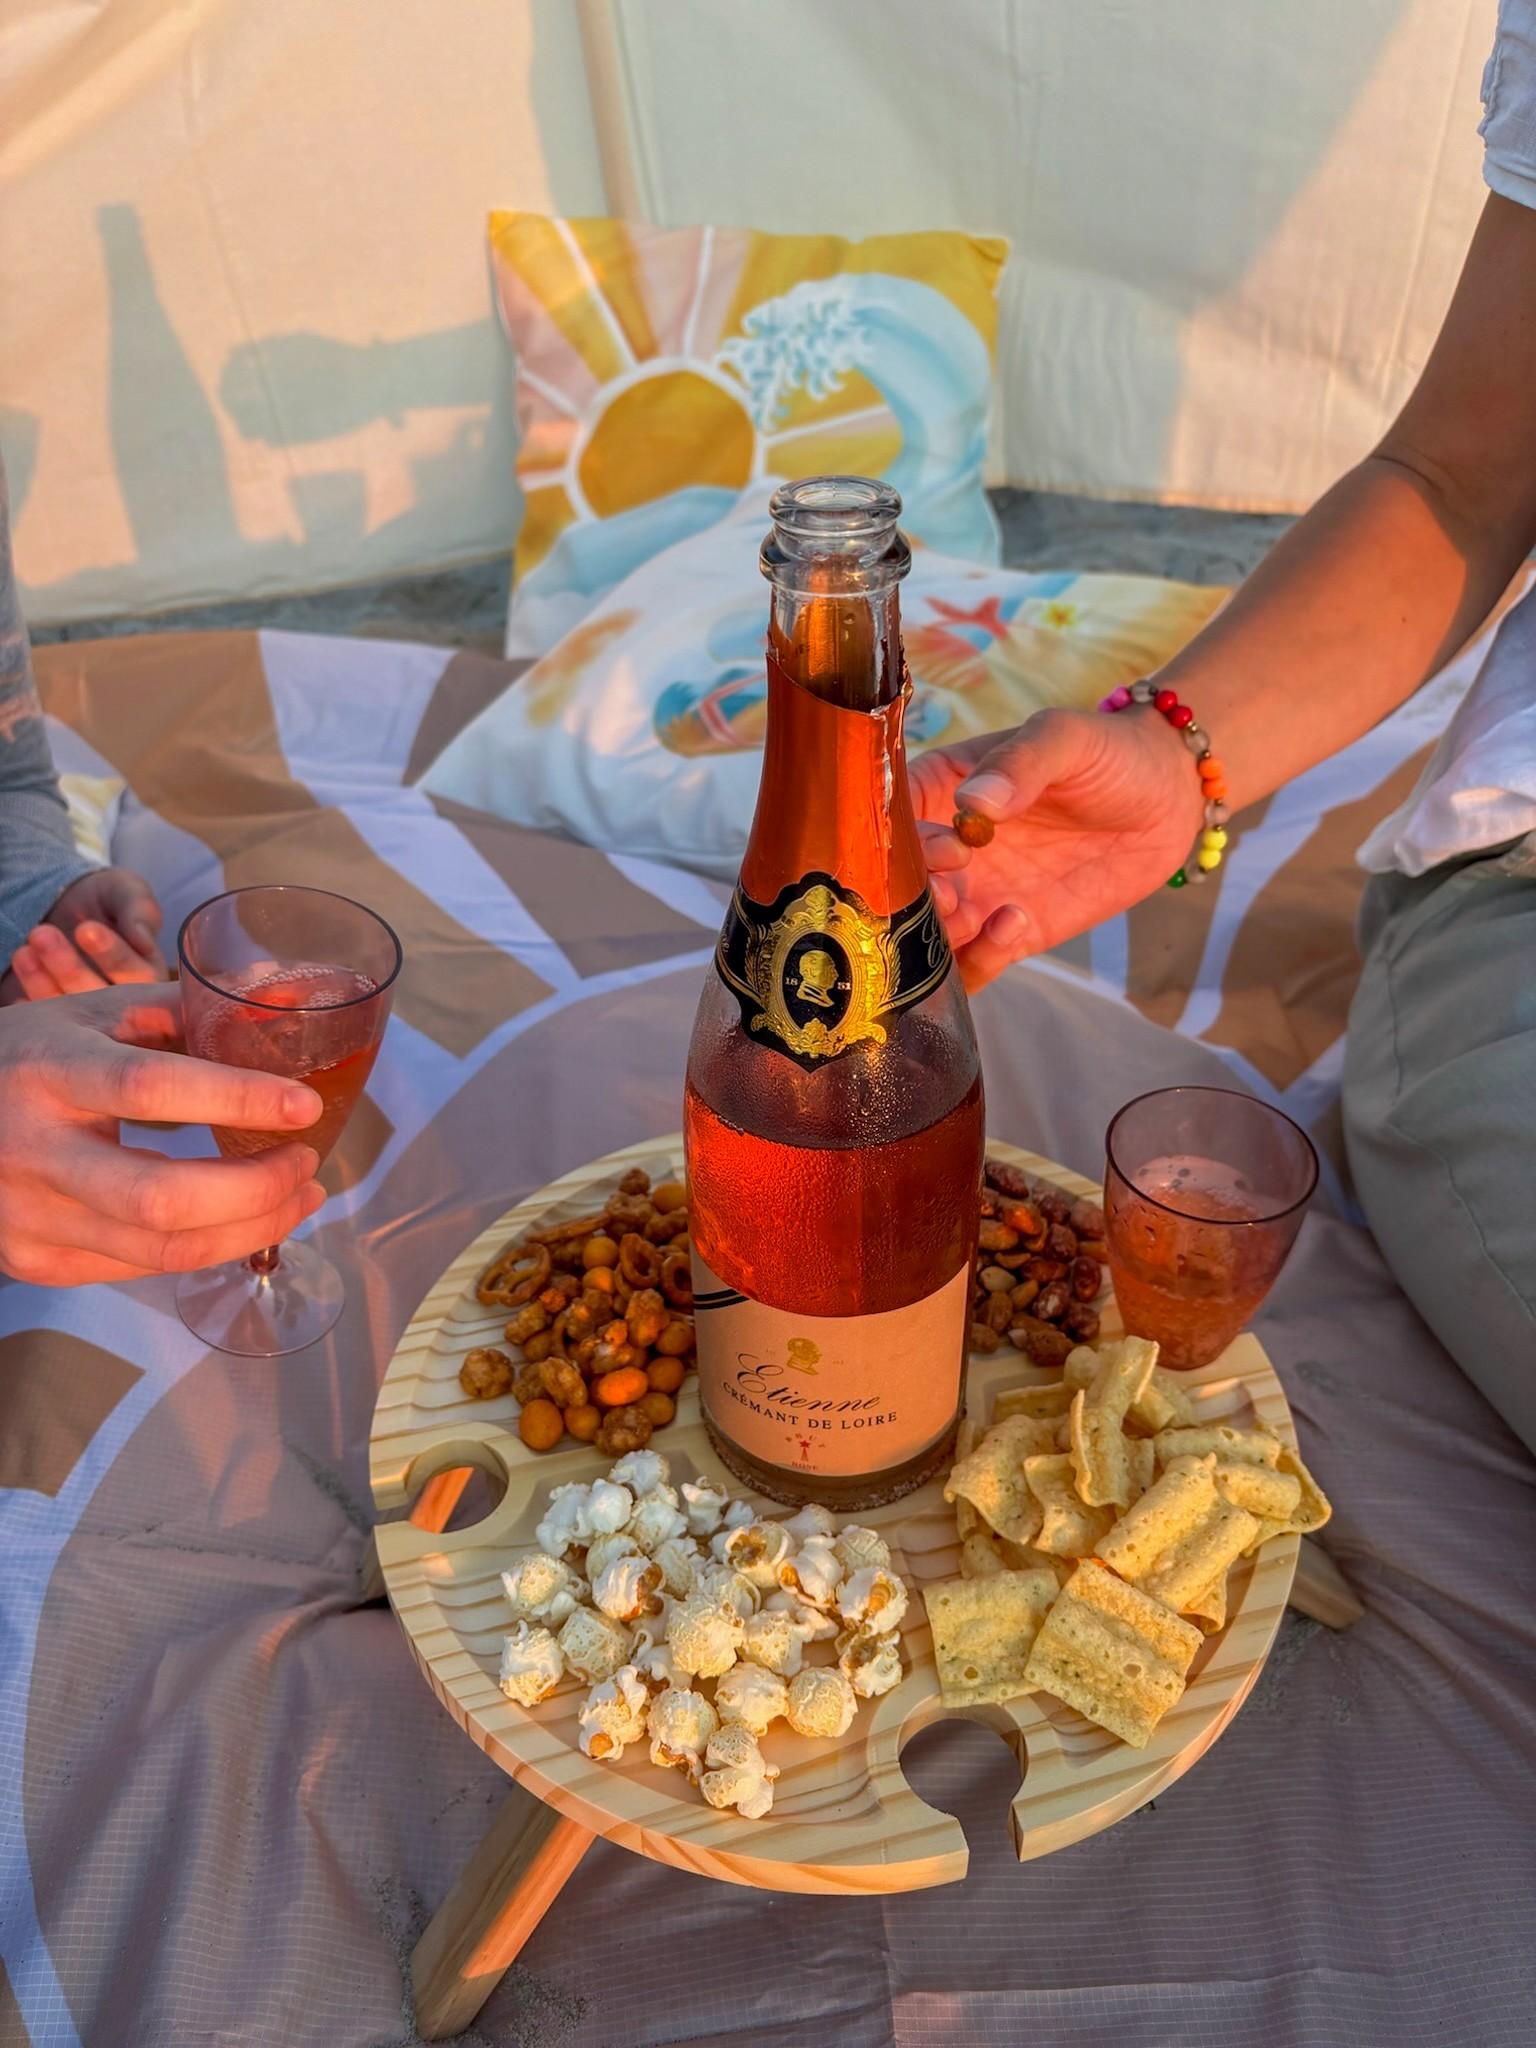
[1098, 678, 1229, 888]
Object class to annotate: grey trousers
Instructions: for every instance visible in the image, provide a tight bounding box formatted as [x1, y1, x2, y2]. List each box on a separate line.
[1343, 836, 1536, 1456]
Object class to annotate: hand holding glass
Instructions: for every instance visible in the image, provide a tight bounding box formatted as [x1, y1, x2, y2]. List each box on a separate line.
[175, 886, 401, 1356]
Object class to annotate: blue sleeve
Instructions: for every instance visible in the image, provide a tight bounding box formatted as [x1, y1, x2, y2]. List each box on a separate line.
[0, 453, 93, 964]
[1481, 2, 1536, 210]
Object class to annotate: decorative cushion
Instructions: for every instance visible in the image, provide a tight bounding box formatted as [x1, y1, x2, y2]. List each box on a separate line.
[492, 212, 1009, 656]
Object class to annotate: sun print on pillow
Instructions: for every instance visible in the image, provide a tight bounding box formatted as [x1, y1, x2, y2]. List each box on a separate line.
[491, 214, 1008, 657]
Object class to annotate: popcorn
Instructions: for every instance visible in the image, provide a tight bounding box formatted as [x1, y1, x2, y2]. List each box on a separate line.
[666, 1594, 745, 1679]
[781, 1504, 837, 1543]
[739, 1605, 806, 1678]
[585, 1479, 634, 1536]
[711, 1519, 792, 1590]
[536, 1482, 593, 1559]
[557, 1606, 634, 1685]
[785, 1666, 858, 1739]
[652, 1534, 703, 1599]
[701, 1723, 779, 1820]
[592, 1552, 665, 1624]
[694, 1561, 761, 1618]
[608, 1449, 670, 1495]
[500, 1552, 584, 1628]
[778, 1535, 843, 1611]
[577, 1665, 649, 1759]
[626, 1487, 689, 1554]
[681, 1480, 730, 1537]
[584, 1531, 640, 1584]
[765, 1588, 838, 1642]
[715, 1662, 789, 1738]
[721, 1498, 756, 1533]
[833, 1525, 892, 1575]
[497, 1621, 564, 1707]
[836, 1566, 908, 1636]
[631, 1616, 681, 1691]
[648, 1685, 718, 1778]
[837, 1627, 904, 1700]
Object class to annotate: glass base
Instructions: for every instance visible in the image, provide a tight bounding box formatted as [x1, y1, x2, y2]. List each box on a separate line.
[176, 1239, 344, 1357]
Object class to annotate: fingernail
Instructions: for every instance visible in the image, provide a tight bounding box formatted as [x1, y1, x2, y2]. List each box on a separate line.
[993, 905, 1030, 950]
[958, 771, 1014, 816]
[302, 1182, 328, 1214]
[296, 1146, 321, 1179]
[283, 1086, 321, 1123]
[129, 922, 155, 951]
[79, 923, 106, 948]
[932, 876, 958, 917]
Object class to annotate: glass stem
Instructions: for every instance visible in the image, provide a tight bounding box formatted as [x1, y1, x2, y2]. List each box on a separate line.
[250, 1244, 282, 1277]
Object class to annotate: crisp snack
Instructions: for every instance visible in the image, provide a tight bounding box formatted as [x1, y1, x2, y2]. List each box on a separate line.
[1022, 1559, 1202, 1748]
[1243, 1515, 1292, 1555]
[1213, 1462, 1302, 1521]
[992, 1382, 1072, 1424]
[1069, 1338, 1158, 1507]
[1097, 1454, 1259, 1612]
[1024, 1453, 1116, 1559]
[1276, 1444, 1332, 1533]
[944, 1415, 1056, 1546]
[1183, 1570, 1229, 1634]
[923, 1570, 1060, 1707]
[1127, 1371, 1196, 1436]
[959, 1529, 1008, 1578]
[1154, 1424, 1281, 1470]
[952, 1415, 982, 1539]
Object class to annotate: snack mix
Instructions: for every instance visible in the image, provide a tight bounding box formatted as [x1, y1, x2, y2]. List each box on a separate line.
[927, 1334, 1331, 1747]
[466, 1166, 695, 1453]
[496, 1451, 911, 1819]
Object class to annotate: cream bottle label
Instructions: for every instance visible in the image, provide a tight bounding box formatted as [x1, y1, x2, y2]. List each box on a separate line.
[691, 1252, 968, 1477]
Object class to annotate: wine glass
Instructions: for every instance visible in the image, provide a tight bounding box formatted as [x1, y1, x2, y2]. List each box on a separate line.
[1104, 1086, 1318, 1369]
[174, 885, 402, 1357]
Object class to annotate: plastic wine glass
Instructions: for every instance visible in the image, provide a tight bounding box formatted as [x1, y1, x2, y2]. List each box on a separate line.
[1104, 1086, 1319, 1369]
[175, 885, 402, 1357]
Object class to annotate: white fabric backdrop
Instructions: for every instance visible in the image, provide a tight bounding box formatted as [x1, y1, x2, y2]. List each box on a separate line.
[0, 0, 1495, 623]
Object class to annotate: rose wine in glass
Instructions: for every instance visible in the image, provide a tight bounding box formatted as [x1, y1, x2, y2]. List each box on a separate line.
[684, 479, 985, 1510]
[1104, 1087, 1318, 1369]
[175, 887, 401, 1357]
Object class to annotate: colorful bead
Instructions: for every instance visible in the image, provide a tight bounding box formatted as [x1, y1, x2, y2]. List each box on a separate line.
[1131, 679, 1156, 703]
[1204, 782, 1228, 803]
[1154, 688, 1178, 713]
[1183, 726, 1207, 752]
[1209, 802, 1229, 825]
[1169, 704, 1194, 730]
[1098, 684, 1133, 712]
[1167, 868, 1187, 888]
[1104, 680, 1229, 895]
[1198, 756, 1224, 782]
[1196, 847, 1222, 872]
[1200, 827, 1228, 851]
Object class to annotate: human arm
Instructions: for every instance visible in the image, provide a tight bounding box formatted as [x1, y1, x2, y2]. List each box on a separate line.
[914, 193, 1536, 983]
[0, 981, 325, 1287]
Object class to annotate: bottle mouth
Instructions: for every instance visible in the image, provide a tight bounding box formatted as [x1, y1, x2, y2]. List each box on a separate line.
[762, 475, 910, 586]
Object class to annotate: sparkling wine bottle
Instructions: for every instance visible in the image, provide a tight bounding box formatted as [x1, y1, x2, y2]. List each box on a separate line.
[683, 477, 985, 1509]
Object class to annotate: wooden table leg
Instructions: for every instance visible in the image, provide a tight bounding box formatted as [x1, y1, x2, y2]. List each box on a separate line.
[410, 1794, 593, 2039]
[1288, 1535, 1364, 1628]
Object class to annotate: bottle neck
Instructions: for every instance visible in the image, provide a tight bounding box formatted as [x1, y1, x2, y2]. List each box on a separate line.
[741, 584, 926, 917]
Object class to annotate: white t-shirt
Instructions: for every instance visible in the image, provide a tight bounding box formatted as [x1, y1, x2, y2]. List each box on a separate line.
[1359, 4, 1536, 876]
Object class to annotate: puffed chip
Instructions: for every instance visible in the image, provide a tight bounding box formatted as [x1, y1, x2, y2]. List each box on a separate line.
[1154, 1423, 1281, 1470]
[992, 1381, 1072, 1424]
[1243, 1515, 1292, 1556]
[1183, 1570, 1229, 1634]
[1068, 1338, 1158, 1507]
[922, 1569, 1059, 1707]
[1213, 1462, 1302, 1521]
[943, 1415, 1056, 1546]
[1096, 1454, 1260, 1611]
[951, 1417, 982, 1539]
[1276, 1444, 1332, 1533]
[1024, 1452, 1115, 1559]
[1022, 1560, 1202, 1748]
[1067, 1343, 1193, 1436]
[959, 1529, 1009, 1578]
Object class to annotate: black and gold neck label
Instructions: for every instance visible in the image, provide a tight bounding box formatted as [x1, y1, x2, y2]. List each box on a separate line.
[715, 871, 952, 1068]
